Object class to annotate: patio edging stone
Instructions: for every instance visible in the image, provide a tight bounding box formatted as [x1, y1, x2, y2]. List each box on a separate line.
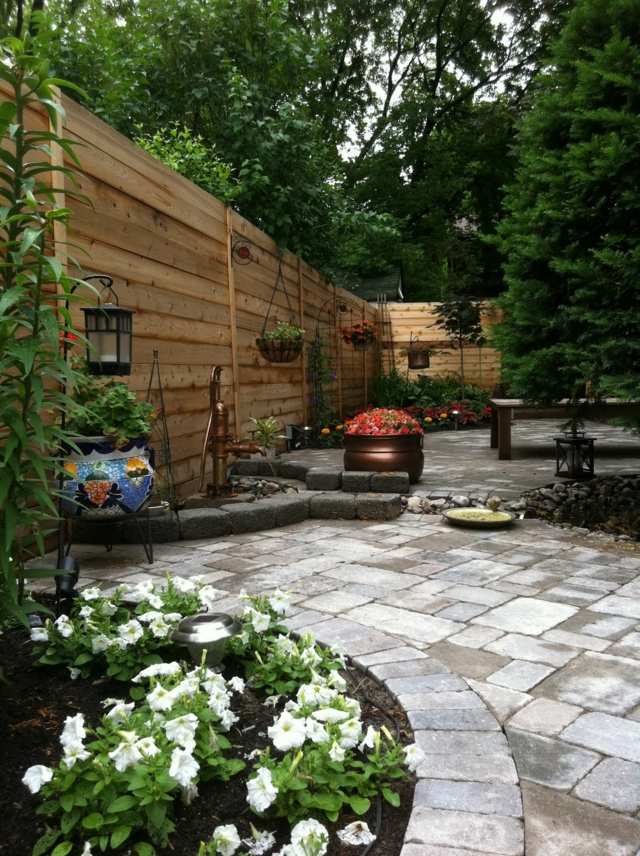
[284, 612, 525, 856]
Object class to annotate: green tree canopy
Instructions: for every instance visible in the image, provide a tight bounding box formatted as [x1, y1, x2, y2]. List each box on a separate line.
[493, 0, 640, 401]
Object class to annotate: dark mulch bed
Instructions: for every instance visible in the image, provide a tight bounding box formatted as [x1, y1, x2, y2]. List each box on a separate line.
[0, 622, 414, 856]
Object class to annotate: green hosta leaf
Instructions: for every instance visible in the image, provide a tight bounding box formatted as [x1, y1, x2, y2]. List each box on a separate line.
[82, 812, 104, 830]
[51, 843, 73, 856]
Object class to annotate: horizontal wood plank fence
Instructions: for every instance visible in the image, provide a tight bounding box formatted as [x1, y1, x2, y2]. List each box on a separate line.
[380, 302, 501, 391]
[7, 88, 378, 497]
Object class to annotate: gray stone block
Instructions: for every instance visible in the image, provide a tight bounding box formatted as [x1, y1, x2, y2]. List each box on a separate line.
[179, 508, 232, 540]
[125, 509, 181, 544]
[341, 470, 373, 492]
[415, 779, 523, 817]
[267, 495, 309, 526]
[277, 460, 309, 480]
[224, 501, 277, 533]
[229, 459, 276, 476]
[356, 492, 402, 520]
[309, 492, 356, 519]
[72, 509, 181, 546]
[370, 471, 411, 493]
[305, 467, 342, 491]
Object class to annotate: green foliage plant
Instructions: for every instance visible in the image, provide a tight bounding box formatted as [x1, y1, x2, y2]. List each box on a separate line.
[0, 30, 89, 623]
[494, 0, 640, 403]
[261, 320, 304, 342]
[67, 371, 155, 448]
[433, 296, 486, 401]
[249, 416, 280, 449]
[27, 661, 245, 856]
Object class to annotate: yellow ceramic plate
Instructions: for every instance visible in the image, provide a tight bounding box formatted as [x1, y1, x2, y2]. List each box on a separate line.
[443, 507, 515, 529]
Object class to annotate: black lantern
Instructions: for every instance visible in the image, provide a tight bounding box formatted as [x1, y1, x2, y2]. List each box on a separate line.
[82, 275, 133, 376]
[555, 431, 595, 479]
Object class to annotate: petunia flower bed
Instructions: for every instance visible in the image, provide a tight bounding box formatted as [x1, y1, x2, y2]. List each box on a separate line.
[5, 578, 421, 856]
[344, 409, 423, 437]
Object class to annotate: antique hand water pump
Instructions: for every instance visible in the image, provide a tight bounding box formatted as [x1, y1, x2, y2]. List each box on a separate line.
[199, 366, 265, 496]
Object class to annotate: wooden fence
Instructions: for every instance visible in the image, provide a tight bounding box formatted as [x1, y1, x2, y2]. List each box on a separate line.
[11, 89, 378, 497]
[380, 302, 501, 390]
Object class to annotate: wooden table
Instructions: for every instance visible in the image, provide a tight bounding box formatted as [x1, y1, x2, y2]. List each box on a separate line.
[490, 399, 640, 460]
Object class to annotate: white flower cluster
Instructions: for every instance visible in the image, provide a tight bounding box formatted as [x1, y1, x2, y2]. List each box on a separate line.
[207, 818, 329, 856]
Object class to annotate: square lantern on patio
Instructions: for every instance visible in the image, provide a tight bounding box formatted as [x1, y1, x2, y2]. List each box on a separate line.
[81, 276, 133, 376]
[555, 431, 595, 479]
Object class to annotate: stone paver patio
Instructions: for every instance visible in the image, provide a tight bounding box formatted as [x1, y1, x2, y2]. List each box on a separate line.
[33, 422, 640, 855]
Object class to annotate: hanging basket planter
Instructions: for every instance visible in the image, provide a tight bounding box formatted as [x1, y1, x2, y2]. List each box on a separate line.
[408, 347, 431, 369]
[342, 320, 377, 350]
[256, 334, 304, 363]
[257, 256, 304, 364]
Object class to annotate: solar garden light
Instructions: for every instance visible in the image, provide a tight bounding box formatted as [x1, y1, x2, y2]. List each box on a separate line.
[451, 409, 460, 430]
[172, 613, 241, 666]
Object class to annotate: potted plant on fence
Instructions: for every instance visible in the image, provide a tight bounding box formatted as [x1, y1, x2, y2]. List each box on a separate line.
[343, 408, 424, 482]
[249, 416, 282, 458]
[256, 320, 305, 363]
[63, 372, 156, 518]
[341, 320, 376, 351]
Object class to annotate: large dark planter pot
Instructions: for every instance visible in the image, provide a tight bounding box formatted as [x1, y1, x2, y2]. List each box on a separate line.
[343, 433, 424, 483]
[62, 436, 154, 519]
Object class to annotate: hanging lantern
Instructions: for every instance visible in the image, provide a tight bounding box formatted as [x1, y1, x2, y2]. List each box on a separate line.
[82, 275, 133, 376]
[555, 430, 595, 479]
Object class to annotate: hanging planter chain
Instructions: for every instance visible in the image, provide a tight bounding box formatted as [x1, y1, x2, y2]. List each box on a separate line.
[256, 253, 303, 363]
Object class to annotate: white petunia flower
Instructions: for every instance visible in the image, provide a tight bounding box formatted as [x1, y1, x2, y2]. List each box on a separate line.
[327, 671, 347, 692]
[132, 661, 182, 682]
[149, 616, 171, 638]
[297, 683, 337, 708]
[146, 593, 163, 610]
[54, 614, 73, 639]
[63, 743, 91, 767]
[311, 707, 349, 724]
[60, 713, 86, 751]
[172, 576, 197, 594]
[68, 667, 81, 680]
[91, 633, 111, 654]
[146, 684, 180, 713]
[81, 843, 92, 856]
[80, 587, 102, 601]
[220, 709, 239, 731]
[117, 619, 143, 645]
[338, 717, 363, 750]
[305, 717, 329, 744]
[227, 676, 245, 694]
[268, 711, 307, 752]
[328, 740, 345, 763]
[246, 767, 278, 813]
[163, 713, 198, 750]
[30, 626, 49, 643]
[105, 700, 135, 724]
[22, 765, 53, 794]
[174, 675, 200, 698]
[358, 725, 377, 753]
[199, 585, 223, 612]
[337, 821, 376, 847]
[101, 601, 117, 616]
[108, 731, 144, 772]
[264, 695, 282, 708]
[211, 823, 241, 856]
[274, 635, 297, 658]
[137, 610, 164, 624]
[168, 747, 199, 788]
[245, 607, 271, 634]
[268, 590, 290, 616]
[243, 829, 276, 855]
[78, 605, 94, 619]
[299, 646, 322, 669]
[124, 580, 155, 602]
[137, 736, 160, 758]
[290, 818, 329, 856]
[403, 742, 425, 772]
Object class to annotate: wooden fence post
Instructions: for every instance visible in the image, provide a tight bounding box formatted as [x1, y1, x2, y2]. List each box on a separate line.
[225, 207, 242, 435]
[335, 286, 343, 419]
[297, 257, 307, 425]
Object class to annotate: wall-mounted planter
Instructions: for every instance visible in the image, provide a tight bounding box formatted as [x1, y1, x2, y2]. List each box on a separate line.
[62, 436, 154, 519]
[256, 337, 303, 363]
[343, 433, 424, 483]
[407, 349, 431, 369]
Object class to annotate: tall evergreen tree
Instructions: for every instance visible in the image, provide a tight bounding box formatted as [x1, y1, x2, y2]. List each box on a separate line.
[494, 0, 640, 401]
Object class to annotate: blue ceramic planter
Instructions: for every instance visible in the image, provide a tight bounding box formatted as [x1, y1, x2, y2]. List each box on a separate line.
[62, 436, 154, 519]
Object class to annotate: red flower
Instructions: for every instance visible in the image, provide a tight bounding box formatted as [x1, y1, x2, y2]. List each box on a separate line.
[345, 408, 423, 436]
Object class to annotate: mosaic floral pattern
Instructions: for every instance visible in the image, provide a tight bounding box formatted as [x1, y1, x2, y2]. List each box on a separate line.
[62, 438, 154, 519]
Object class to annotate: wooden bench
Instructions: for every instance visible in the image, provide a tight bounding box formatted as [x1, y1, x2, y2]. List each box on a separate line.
[489, 398, 640, 460]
